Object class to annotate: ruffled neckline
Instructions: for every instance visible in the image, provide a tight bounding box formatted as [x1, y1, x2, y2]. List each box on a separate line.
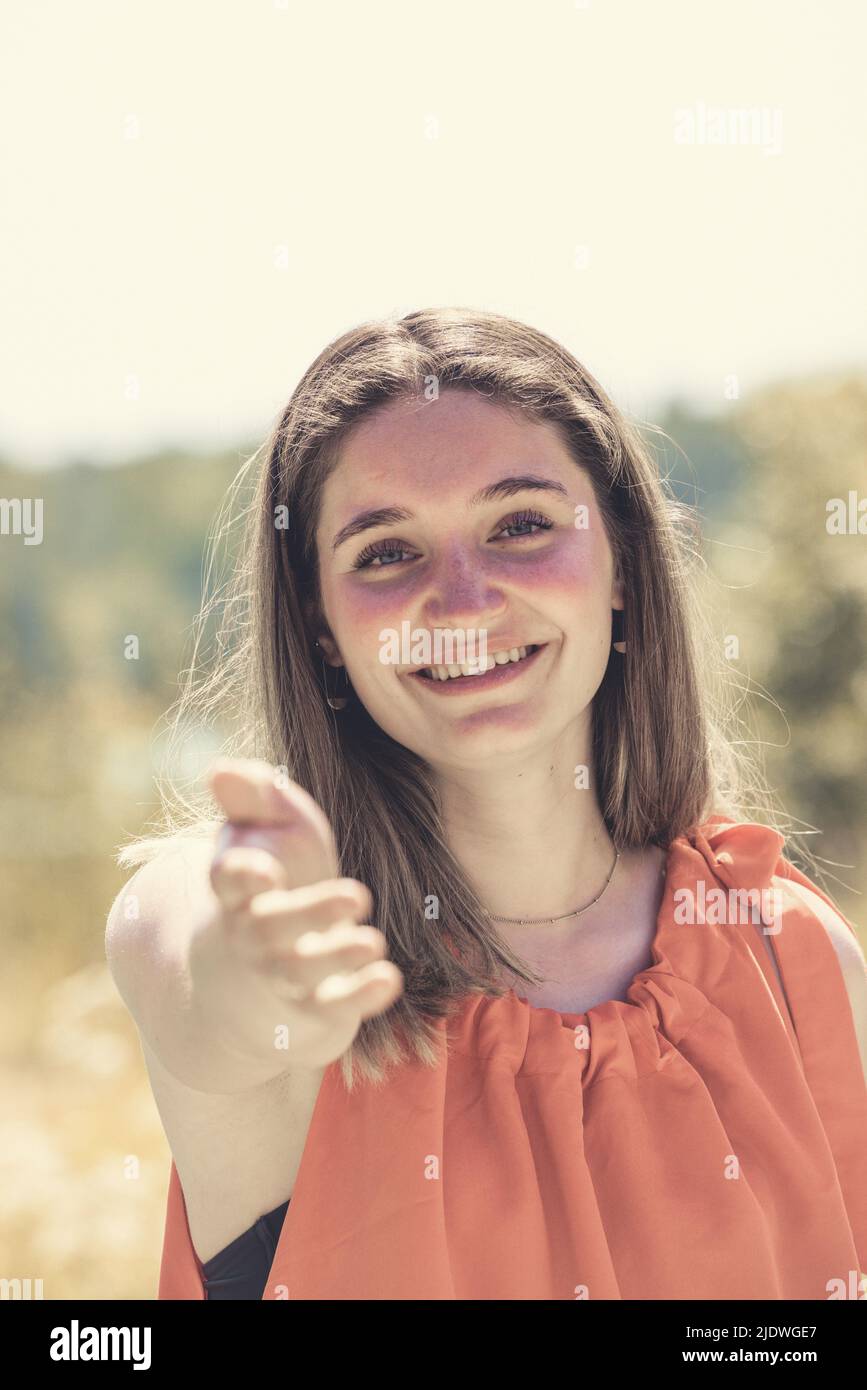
[467, 815, 787, 1035]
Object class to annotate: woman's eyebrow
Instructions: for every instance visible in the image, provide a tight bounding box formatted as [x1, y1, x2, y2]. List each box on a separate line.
[330, 474, 570, 553]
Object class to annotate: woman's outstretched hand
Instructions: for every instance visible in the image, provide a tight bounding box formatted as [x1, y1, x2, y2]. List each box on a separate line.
[192, 757, 404, 1072]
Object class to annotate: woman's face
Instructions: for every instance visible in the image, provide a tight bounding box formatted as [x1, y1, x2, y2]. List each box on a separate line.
[313, 388, 623, 769]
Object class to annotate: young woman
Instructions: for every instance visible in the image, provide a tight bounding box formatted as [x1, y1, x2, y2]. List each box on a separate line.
[106, 307, 867, 1301]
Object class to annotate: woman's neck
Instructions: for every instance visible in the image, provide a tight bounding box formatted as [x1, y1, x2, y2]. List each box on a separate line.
[435, 754, 617, 925]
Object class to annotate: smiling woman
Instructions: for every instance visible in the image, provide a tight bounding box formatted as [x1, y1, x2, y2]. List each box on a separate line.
[108, 307, 867, 1301]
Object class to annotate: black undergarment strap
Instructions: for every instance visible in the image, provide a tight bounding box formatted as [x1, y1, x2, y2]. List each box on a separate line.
[202, 1199, 290, 1300]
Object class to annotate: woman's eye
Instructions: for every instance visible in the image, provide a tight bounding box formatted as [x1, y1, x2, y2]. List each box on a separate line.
[351, 541, 414, 571]
[494, 509, 554, 541]
[350, 510, 554, 571]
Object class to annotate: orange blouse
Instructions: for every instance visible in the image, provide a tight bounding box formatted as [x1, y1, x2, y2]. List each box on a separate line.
[158, 820, 867, 1299]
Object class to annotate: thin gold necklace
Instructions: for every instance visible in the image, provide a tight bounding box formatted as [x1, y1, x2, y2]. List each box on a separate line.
[483, 846, 621, 926]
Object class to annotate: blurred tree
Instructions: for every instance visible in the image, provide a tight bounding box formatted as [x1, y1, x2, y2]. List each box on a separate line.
[707, 375, 867, 906]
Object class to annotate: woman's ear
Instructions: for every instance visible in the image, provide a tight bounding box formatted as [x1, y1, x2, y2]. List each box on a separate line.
[304, 602, 344, 667]
[611, 576, 627, 654]
[317, 634, 344, 667]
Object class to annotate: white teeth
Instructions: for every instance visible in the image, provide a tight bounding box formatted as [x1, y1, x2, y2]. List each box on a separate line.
[420, 645, 536, 681]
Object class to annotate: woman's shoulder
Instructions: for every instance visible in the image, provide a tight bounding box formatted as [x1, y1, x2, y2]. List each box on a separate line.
[695, 815, 867, 1079]
[777, 874, 867, 1075]
[690, 813, 863, 937]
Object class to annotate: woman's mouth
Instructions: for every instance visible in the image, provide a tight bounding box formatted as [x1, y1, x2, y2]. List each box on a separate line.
[407, 643, 547, 694]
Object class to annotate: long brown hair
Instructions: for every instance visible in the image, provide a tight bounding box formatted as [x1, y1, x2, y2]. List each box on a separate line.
[118, 306, 777, 1087]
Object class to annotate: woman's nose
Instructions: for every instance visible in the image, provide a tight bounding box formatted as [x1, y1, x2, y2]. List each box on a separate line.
[420, 546, 506, 625]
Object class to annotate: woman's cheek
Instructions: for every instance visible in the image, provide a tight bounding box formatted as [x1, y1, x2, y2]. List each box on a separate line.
[490, 533, 602, 592]
[335, 574, 408, 622]
[331, 573, 417, 670]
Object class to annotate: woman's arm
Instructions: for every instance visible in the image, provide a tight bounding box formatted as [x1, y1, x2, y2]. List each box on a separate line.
[784, 878, 867, 1086]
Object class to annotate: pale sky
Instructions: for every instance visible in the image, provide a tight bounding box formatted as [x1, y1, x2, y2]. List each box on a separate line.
[1, 0, 864, 468]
